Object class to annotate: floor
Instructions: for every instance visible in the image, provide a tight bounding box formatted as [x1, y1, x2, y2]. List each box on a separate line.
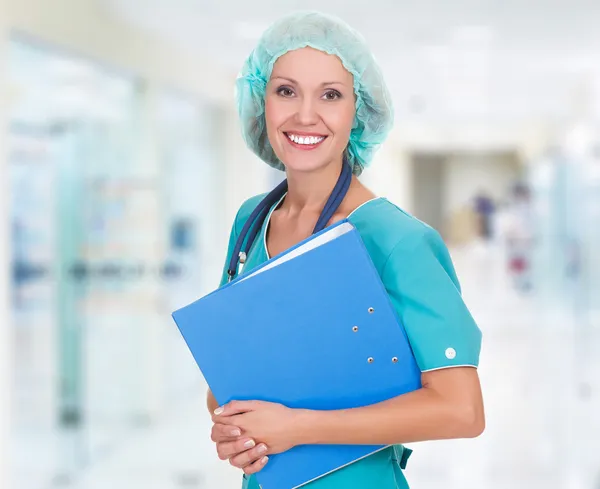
[10, 240, 600, 489]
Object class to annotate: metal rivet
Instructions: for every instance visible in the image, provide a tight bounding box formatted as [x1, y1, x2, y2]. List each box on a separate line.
[392, 357, 398, 363]
[367, 357, 374, 363]
[368, 307, 374, 313]
[352, 326, 359, 332]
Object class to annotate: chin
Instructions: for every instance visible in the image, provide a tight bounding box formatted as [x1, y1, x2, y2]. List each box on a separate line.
[284, 157, 331, 174]
[282, 147, 345, 172]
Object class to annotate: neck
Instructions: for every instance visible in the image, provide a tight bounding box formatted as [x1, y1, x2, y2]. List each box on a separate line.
[283, 158, 345, 213]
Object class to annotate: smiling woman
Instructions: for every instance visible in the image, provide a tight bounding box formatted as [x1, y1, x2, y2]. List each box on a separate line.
[207, 10, 484, 489]
[235, 10, 393, 178]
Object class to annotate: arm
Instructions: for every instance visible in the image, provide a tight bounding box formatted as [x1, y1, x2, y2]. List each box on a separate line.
[293, 366, 484, 446]
[213, 366, 484, 454]
[293, 229, 486, 446]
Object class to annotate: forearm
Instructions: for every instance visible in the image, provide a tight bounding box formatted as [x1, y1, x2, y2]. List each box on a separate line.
[294, 386, 483, 446]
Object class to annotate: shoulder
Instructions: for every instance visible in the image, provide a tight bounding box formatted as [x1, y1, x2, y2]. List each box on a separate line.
[350, 197, 447, 270]
[231, 192, 269, 235]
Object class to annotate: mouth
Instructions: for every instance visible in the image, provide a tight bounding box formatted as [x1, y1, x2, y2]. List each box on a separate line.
[284, 132, 328, 150]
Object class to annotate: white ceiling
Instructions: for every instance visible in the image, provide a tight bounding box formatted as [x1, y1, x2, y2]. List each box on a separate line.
[101, 0, 600, 147]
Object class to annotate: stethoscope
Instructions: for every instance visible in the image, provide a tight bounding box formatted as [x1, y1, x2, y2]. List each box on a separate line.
[227, 160, 353, 282]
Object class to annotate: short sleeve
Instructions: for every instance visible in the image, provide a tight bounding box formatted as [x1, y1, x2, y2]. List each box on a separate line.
[382, 227, 482, 371]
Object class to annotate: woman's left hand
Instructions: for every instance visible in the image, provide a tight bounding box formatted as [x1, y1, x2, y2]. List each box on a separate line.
[212, 400, 304, 455]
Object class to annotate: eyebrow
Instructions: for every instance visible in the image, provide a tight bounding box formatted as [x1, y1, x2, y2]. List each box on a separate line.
[271, 76, 347, 87]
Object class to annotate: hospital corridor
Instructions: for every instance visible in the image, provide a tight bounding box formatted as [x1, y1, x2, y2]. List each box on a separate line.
[1, 1, 600, 489]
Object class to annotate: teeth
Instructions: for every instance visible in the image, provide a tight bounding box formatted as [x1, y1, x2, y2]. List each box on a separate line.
[287, 134, 325, 145]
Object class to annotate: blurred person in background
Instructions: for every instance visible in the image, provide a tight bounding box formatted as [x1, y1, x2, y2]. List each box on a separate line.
[473, 189, 496, 241]
[503, 182, 534, 291]
[202, 11, 484, 489]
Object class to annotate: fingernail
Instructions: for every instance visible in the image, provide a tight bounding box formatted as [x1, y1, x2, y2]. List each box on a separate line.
[213, 407, 223, 415]
[244, 439, 255, 448]
[257, 444, 267, 454]
[261, 456, 269, 464]
[231, 429, 241, 437]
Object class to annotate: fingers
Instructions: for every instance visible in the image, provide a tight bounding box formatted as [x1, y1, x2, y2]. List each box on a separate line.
[213, 400, 262, 417]
[210, 423, 242, 443]
[216, 438, 261, 461]
[211, 413, 240, 426]
[229, 442, 269, 469]
[242, 454, 269, 475]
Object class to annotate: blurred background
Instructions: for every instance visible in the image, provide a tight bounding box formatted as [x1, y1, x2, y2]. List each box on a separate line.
[1, 1, 599, 488]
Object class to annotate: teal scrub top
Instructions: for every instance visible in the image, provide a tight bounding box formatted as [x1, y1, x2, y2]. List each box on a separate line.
[218, 194, 483, 489]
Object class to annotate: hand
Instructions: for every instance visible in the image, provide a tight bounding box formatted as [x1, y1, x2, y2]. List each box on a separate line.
[210, 420, 270, 475]
[210, 422, 243, 443]
[212, 400, 303, 456]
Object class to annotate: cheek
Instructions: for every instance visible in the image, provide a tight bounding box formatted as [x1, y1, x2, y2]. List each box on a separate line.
[327, 103, 355, 140]
[264, 99, 282, 149]
[264, 98, 276, 137]
[265, 97, 289, 134]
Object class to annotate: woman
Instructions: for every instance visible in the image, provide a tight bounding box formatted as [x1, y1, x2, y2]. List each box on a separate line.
[207, 11, 484, 489]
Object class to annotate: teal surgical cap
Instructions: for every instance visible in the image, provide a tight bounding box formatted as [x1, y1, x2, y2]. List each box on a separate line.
[235, 11, 394, 176]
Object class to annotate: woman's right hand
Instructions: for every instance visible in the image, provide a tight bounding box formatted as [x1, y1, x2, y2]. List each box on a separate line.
[211, 423, 270, 475]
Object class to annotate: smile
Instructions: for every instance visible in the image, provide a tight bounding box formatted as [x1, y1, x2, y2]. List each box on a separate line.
[285, 132, 327, 149]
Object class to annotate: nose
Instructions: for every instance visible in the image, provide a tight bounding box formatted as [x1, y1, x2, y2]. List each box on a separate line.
[296, 96, 319, 126]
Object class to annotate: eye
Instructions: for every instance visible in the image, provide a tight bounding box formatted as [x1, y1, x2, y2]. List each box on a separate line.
[323, 90, 342, 101]
[276, 86, 295, 97]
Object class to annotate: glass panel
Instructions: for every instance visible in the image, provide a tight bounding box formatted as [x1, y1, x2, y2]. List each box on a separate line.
[8, 36, 142, 483]
[9, 37, 226, 489]
[157, 89, 224, 406]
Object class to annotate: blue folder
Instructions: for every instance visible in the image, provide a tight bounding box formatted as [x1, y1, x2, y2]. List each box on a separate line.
[171, 219, 421, 489]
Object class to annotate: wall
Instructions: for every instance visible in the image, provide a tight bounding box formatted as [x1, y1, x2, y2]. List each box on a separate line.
[0, 0, 13, 486]
[412, 153, 446, 233]
[5, 0, 232, 104]
[407, 150, 521, 242]
[444, 151, 521, 216]
[361, 141, 414, 213]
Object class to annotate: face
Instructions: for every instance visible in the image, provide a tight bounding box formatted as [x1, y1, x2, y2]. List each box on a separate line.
[265, 47, 356, 173]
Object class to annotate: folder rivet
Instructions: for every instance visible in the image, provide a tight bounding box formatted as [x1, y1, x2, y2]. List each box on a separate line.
[368, 307, 374, 313]
[392, 357, 398, 363]
[352, 326, 359, 332]
[368, 357, 374, 363]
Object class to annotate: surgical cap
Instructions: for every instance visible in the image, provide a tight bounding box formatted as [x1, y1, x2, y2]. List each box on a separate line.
[235, 11, 394, 176]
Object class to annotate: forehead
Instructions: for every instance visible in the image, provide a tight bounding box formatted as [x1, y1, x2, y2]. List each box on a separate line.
[270, 47, 352, 84]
